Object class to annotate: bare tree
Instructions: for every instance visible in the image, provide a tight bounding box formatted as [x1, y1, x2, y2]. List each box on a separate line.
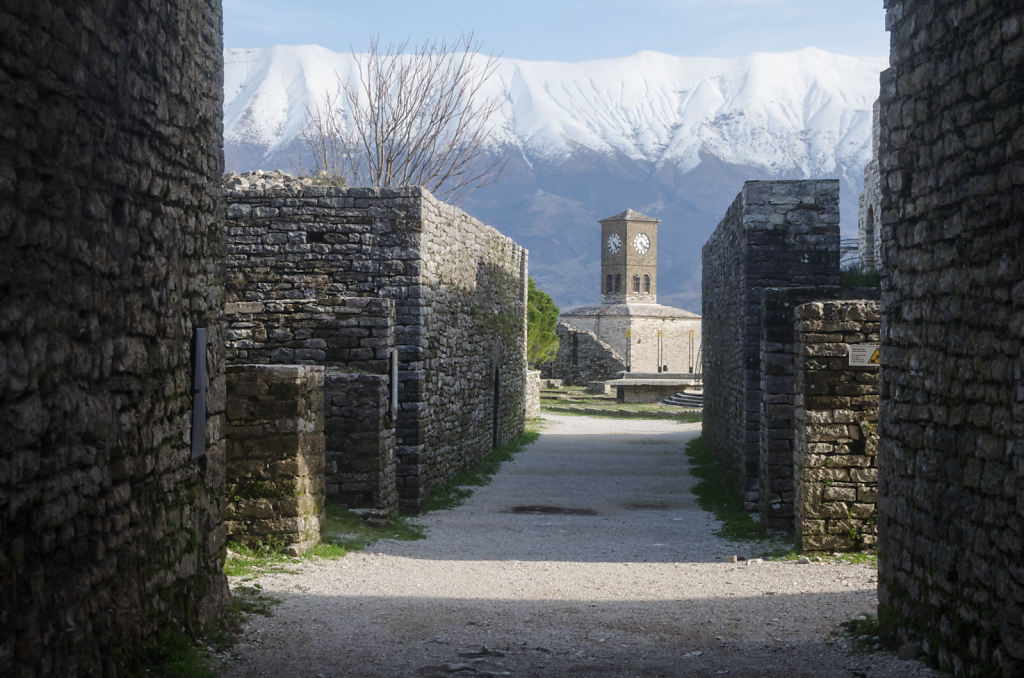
[301, 33, 506, 202]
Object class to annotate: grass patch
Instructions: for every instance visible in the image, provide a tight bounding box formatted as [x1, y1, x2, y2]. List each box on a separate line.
[125, 630, 216, 678]
[223, 542, 303, 578]
[685, 436, 768, 542]
[541, 388, 702, 422]
[763, 548, 802, 561]
[543, 404, 702, 423]
[685, 436, 877, 565]
[831, 550, 878, 567]
[224, 505, 425, 578]
[319, 505, 426, 550]
[421, 428, 541, 512]
[125, 582, 287, 676]
[839, 613, 894, 653]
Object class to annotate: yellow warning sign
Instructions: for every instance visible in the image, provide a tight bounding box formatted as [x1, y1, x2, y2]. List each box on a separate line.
[848, 344, 881, 367]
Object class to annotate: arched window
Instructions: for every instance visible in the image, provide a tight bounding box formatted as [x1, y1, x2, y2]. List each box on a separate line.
[632, 275, 640, 293]
[614, 274, 621, 292]
[605, 274, 613, 293]
[643, 274, 651, 293]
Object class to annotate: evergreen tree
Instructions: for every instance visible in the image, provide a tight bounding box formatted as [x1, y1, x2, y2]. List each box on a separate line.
[527, 277, 559, 367]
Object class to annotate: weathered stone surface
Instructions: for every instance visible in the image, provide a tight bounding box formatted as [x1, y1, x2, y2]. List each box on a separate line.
[758, 286, 880, 528]
[225, 185, 528, 512]
[226, 365, 326, 554]
[544, 321, 627, 385]
[226, 297, 394, 374]
[877, 2, 1024, 675]
[324, 372, 396, 522]
[858, 100, 883, 271]
[793, 301, 880, 553]
[702, 181, 840, 507]
[525, 370, 542, 419]
[560, 305, 702, 376]
[0, 1, 228, 674]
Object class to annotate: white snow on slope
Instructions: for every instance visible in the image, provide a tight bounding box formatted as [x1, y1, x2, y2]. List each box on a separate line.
[224, 44, 885, 178]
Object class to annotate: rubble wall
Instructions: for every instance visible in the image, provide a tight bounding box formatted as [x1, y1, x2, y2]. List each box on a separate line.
[792, 301, 880, 553]
[225, 365, 326, 555]
[702, 181, 840, 506]
[0, 1, 228, 673]
[225, 187, 527, 511]
[876, 1, 1024, 673]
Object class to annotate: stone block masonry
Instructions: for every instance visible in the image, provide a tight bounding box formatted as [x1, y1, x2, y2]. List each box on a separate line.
[226, 297, 395, 374]
[702, 181, 840, 508]
[525, 370, 542, 419]
[225, 295, 397, 518]
[226, 186, 528, 512]
[546, 321, 628, 385]
[857, 100, 883, 272]
[225, 366, 326, 555]
[876, 1, 1024, 674]
[324, 372, 397, 523]
[0, 1, 228, 675]
[792, 301, 880, 553]
[759, 286, 880, 529]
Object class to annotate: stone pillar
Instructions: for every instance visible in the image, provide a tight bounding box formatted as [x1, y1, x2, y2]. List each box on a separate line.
[793, 301, 879, 552]
[324, 371, 397, 523]
[525, 370, 542, 419]
[225, 365, 326, 555]
[759, 286, 880, 529]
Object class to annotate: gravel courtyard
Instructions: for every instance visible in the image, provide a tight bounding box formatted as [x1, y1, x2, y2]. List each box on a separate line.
[220, 414, 939, 677]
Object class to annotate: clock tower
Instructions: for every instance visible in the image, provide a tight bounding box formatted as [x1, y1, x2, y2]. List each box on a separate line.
[599, 209, 659, 304]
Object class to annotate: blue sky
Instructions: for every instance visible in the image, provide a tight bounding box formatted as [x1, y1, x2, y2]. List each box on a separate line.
[223, 0, 889, 61]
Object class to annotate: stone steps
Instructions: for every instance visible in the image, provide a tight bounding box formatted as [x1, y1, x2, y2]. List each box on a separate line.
[662, 392, 704, 408]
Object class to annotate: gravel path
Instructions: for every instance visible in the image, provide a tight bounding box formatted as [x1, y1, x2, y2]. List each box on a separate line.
[220, 414, 940, 677]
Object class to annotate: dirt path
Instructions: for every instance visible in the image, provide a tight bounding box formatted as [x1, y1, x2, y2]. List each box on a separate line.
[219, 414, 938, 677]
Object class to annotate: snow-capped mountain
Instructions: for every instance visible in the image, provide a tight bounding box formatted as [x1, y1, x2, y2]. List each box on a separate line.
[224, 45, 885, 310]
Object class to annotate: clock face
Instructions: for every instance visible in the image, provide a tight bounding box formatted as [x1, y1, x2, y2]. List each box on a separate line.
[606, 233, 622, 254]
[633, 232, 651, 255]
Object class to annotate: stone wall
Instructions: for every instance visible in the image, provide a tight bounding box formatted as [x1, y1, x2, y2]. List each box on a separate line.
[525, 370, 542, 419]
[877, 1, 1024, 674]
[792, 301, 880, 553]
[857, 100, 882, 271]
[224, 294, 396, 517]
[225, 366, 326, 555]
[324, 372, 396, 522]
[561, 311, 702, 375]
[225, 186, 528, 512]
[226, 297, 394, 374]
[546, 321, 628, 385]
[702, 181, 840, 506]
[0, 1, 228, 674]
[759, 286, 880, 529]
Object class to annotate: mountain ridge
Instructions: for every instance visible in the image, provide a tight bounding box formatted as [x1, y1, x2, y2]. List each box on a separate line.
[223, 45, 884, 310]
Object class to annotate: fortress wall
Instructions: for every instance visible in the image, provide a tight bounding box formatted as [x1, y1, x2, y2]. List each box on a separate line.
[224, 295, 398, 517]
[0, 1, 228, 673]
[225, 187, 527, 512]
[792, 300, 880, 553]
[858, 100, 883, 271]
[759, 286, 880, 529]
[702, 181, 840, 506]
[225, 365, 326, 554]
[876, 1, 1024, 673]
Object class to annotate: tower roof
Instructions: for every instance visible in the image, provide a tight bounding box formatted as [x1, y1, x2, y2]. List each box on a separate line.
[599, 209, 660, 224]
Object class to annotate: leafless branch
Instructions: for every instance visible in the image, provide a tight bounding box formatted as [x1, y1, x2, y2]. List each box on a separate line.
[300, 33, 506, 203]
